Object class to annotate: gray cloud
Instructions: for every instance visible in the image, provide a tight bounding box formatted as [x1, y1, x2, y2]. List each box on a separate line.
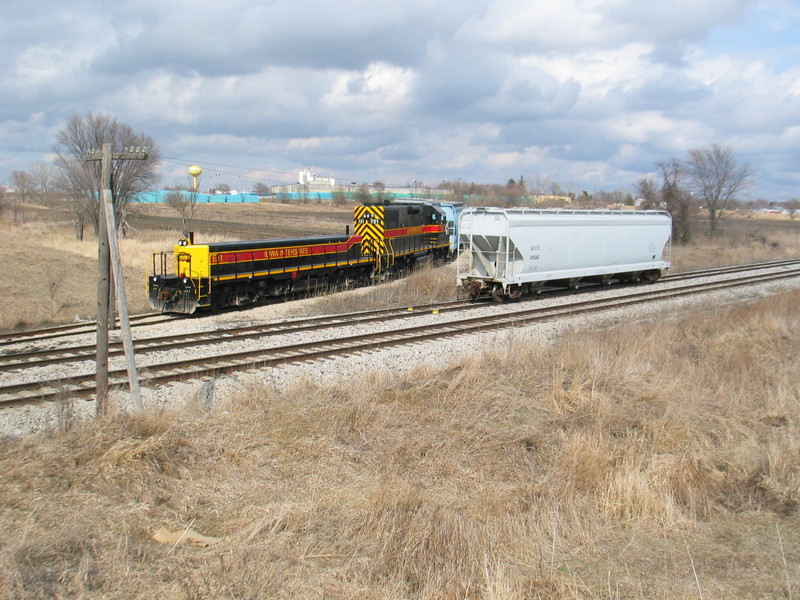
[0, 0, 798, 199]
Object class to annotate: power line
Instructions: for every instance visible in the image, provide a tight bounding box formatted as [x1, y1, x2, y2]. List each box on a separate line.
[160, 156, 296, 185]
[159, 155, 432, 190]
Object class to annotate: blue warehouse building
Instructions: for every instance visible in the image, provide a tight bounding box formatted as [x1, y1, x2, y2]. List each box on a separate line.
[134, 190, 261, 204]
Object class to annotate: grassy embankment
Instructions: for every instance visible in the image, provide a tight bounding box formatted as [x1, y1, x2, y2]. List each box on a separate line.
[1, 289, 798, 598]
[0, 202, 798, 598]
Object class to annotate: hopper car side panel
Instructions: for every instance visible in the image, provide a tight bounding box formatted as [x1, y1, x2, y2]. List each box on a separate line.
[458, 208, 672, 299]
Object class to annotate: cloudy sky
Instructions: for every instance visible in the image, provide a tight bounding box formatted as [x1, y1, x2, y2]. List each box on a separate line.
[2, 0, 799, 200]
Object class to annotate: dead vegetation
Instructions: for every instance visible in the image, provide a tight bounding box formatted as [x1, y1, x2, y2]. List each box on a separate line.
[1, 202, 799, 331]
[1, 290, 798, 598]
[0, 201, 798, 598]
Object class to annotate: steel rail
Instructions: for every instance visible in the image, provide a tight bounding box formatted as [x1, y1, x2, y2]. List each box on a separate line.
[2, 258, 797, 348]
[0, 313, 179, 347]
[3, 259, 799, 370]
[1, 266, 797, 408]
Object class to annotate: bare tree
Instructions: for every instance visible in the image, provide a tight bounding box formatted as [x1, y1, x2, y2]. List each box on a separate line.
[684, 144, 754, 234]
[9, 171, 33, 223]
[54, 159, 91, 240]
[332, 187, 349, 206]
[252, 182, 271, 196]
[637, 159, 695, 244]
[164, 188, 201, 238]
[635, 176, 659, 209]
[354, 184, 372, 204]
[591, 189, 629, 208]
[575, 191, 594, 208]
[30, 162, 56, 204]
[659, 159, 695, 244]
[52, 112, 160, 238]
[531, 174, 549, 196]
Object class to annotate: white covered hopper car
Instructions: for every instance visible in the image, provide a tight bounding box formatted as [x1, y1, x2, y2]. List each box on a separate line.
[457, 208, 672, 301]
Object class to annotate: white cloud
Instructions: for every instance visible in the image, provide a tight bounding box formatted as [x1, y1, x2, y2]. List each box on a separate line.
[322, 62, 415, 131]
[0, 0, 798, 198]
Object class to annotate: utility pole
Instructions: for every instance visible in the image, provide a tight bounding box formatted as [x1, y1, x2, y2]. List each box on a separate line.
[85, 144, 148, 416]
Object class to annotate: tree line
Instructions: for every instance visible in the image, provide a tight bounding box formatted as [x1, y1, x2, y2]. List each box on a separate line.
[1, 113, 160, 240]
[635, 145, 756, 243]
[3, 111, 780, 246]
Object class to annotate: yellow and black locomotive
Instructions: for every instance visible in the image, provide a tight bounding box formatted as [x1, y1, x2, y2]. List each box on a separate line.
[147, 202, 451, 314]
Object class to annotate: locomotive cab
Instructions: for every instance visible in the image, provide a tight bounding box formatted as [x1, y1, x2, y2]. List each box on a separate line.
[354, 201, 450, 276]
[148, 238, 210, 314]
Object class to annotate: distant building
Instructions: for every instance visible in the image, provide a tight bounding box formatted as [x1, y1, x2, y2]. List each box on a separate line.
[270, 169, 453, 202]
[532, 194, 572, 204]
[298, 168, 335, 187]
[271, 169, 339, 199]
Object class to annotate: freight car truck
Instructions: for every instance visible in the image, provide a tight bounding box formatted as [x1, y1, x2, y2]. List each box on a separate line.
[457, 208, 672, 301]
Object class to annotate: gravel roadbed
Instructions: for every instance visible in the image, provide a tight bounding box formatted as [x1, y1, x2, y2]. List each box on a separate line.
[2, 264, 799, 436]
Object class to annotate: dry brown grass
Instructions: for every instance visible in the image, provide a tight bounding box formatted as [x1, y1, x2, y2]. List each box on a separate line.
[1, 289, 798, 598]
[0, 223, 174, 331]
[1, 205, 798, 330]
[288, 261, 460, 318]
[670, 215, 800, 271]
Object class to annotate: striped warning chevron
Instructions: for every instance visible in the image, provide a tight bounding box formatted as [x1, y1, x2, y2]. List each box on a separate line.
[354, 205, 385, 255]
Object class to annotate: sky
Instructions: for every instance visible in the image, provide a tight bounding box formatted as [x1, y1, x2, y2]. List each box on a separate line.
[1, 0, 799, 201]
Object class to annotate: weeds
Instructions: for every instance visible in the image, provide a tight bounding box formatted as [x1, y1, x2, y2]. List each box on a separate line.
[0, 205, 798, 597]
[1, 290, 798, 598]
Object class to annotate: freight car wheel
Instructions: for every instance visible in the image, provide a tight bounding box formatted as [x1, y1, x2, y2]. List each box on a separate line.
[643, 270, 661, 283]
[468, 281, 483, 302]
[508, 286, 523, 301]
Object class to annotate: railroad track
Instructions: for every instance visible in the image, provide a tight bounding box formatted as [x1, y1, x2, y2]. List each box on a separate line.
[5, 258, 798, 372]
[0, 312, 180, 347]
[2, 257, 796, 352]
[1, 262, 798, 408]
[664, 258, 800, 281]
[3, 257, 797, 353]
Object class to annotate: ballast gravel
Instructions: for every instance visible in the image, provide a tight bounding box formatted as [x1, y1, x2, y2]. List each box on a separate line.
[2, 264, 799, 437]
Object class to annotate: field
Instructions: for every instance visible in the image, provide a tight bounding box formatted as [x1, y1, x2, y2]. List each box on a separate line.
[0, 201, 799, 598]
[0, 201, 354, 332]
[1, 202, 799, 332]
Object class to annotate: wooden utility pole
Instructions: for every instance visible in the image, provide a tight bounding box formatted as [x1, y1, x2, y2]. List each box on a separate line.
[102, 188, 143, 413]
[85, 144, 148, 416]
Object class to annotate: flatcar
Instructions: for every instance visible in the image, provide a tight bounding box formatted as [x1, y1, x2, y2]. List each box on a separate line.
[457, 208, 672, 301]
[148, 201, 451, 314]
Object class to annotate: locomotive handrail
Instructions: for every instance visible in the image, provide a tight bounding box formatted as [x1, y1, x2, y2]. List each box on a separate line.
[176, 252, 210, 303]
[381, 238, 395, 271]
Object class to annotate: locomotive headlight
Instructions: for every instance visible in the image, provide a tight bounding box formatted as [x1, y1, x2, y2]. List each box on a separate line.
[179, 239, 189, 246]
